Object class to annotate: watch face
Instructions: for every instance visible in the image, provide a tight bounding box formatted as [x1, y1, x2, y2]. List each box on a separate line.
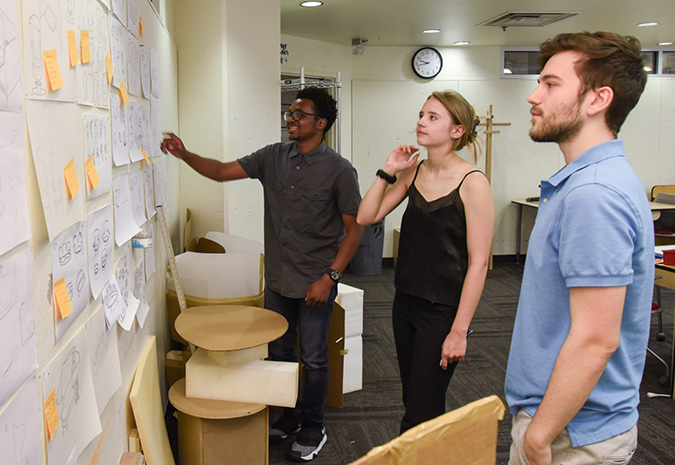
[412, 47, 443, 79]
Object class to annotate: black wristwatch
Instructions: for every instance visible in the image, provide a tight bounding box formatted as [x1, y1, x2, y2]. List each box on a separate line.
[326, 268, 342, 283]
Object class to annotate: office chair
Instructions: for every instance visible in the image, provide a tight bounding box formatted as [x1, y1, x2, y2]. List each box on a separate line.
[648, 281, 670, 386]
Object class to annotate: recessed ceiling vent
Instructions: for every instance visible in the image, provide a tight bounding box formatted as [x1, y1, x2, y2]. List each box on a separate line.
[479, 12, 578, 28]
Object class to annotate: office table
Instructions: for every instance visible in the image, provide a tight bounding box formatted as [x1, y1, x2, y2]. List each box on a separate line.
[512, 199, 675, 264]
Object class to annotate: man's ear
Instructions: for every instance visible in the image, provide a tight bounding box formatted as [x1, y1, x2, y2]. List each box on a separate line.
[316, 118, 327, 131]
[586, 86, 614, 116]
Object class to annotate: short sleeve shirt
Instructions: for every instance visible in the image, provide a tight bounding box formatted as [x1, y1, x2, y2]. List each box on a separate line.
[504, 140, 654, 447]
[238, 141, 361, 298]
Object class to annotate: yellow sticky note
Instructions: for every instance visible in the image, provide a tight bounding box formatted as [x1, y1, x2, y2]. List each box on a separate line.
[67, 30, 79, 66]
[81, 30, 91, 64]
[86, 155, 100, 190]
[44, 388, 60, 440]
[139, 16, 143, 37]
[54, 277, 73, 319]
[43, 49, 64, 91]
[141, 146, 152, 165]
[105, 50, 113, 84]
[119, 81, 129, 106]
[63, 157, 80, 199]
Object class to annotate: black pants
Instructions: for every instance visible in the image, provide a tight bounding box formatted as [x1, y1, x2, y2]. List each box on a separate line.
[392, 290, 458, 434]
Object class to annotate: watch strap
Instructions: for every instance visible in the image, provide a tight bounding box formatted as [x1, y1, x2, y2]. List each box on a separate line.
[376, 169, 397, 184]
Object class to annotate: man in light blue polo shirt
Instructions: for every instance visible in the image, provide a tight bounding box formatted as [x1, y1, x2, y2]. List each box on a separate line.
[505, 32, 654, 465]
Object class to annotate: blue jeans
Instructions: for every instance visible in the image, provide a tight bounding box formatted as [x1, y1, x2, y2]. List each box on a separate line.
[265, 285, 337, 428]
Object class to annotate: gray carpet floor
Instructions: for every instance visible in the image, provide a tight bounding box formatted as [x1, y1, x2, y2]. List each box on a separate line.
[269, 262, 675, 464]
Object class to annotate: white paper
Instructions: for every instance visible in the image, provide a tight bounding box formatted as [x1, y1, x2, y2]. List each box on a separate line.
[0, 250, 37, 407]
[142, 163, 155, 219]
[108, 13, 126, 89]
[83, 112, 112, 199]
[102, 276, 125, 329]
[52, 221, 90, 343]
[110, 90, 130, 166]
[144, 223, 155, 282]
[66, 447, 78, 465]
[126, 31, 141, 96]
[86, 206, 113, 299]
[112, 172, 141, 246]
[115, 245, 139, 331]
[140, 45, 150, 99]
[0, 380, 43, 465]
[133, 262, 149, 327]
[0, 0, 22, 112]
[75, 0, 108, 109]
[42, 330, 101, 465]
[153, 155, 168, 208]
[26, 100, 84, 242]
[128, 101, 150, 163]
[22, 0, 76, 102]
[127, 0, 139, 38]
[150, 48, 159, 98]
[0, 112, 31, 255]
[128, 167, 146, 226]
[150, 95, 162, 156]
[84, 308, 122, 414]
[111, 0, 126, 27]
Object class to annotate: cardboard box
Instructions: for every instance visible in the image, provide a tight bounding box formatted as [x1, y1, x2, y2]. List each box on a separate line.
[165, 350, 191, 389]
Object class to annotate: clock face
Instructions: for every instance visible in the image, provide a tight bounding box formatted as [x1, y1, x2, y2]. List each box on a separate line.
[412, 47, 443, 79]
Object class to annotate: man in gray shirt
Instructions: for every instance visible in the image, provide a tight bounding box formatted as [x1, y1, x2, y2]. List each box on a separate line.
[161, 87, 363, 462]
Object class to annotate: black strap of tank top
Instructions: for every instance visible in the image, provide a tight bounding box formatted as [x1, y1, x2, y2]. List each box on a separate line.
[457, 170, 483, 190]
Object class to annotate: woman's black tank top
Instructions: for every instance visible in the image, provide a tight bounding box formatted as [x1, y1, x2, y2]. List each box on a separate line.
[394, 162, 483, 306]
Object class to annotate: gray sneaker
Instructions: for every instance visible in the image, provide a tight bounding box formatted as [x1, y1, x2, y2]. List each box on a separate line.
[288, 424, 327, 462]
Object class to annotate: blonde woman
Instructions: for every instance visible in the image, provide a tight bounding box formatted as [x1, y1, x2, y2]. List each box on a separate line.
[357, 91, 494, 433]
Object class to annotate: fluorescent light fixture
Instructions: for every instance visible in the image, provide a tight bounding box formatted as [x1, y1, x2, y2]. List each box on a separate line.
[658, 41, 674, 46]
[422, 29, 441, 34]
[300, 1, 323, 7]
[503, 68, 513, 74]
[637, 22, 658, 27]
[454, 41, 470, 45]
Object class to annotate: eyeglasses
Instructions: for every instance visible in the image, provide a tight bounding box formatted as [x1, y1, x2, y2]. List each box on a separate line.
[283, 109, 322, 121]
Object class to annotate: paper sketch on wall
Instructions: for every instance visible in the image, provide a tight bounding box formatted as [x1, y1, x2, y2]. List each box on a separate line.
[143, 222, 154, 282]
[126, 31, 140, 97]
[150, 95, 162, 156]
[127, 0, 138, 38]
[101, 276, 124, 328]
[83, 112, 112, 199]
[0, 250, 37, 408]
[112, 172, 141, 246]
[133, 262, 149, 327]
[0, 112, 31, 256]
[0, 0, 22, 112]
[153, 154, 168, 208]
[140, 44, 150, 99]
[150, 48, 159, 98]
[84, 308, 122, 415]
[52, 221, 90, 343]
[22, 0, 76, 101]
[86, 206, 113, 299]
[108, 13, 125, 89]
[142, 163, 155, 219]
[128, 167, 146, 227]
[42, 330, 101, 465]
[0, 380, 43, 465]
[111, 0, 126, 27]
[26, 100, 84, 242]
[116, 245, 139, 331]
[110, 89, 129, 165]
[128, 102, 151, 163]
[75, 0, 108, 108]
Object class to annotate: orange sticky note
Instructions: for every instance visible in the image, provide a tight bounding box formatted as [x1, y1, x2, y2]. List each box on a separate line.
[54, 277, 73, 319]
[139, 16, 143, 37]
[67, 29, 79, 66]
[105, 50, 113, 84]
[44, 388, 60, 439]
[81, 30, 91, 64]
[141, 146, 152, 165]
[86, 155, 100, 189]
[43, 49, 64, 91]
[63, 157, 80, 199]
[119, 81, 129, 106]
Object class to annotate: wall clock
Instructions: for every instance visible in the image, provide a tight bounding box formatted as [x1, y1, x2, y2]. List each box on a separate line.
[411, 47, 443, 79]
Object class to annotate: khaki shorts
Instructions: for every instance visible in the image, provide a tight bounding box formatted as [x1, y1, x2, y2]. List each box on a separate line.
[508, 410, 637, 465]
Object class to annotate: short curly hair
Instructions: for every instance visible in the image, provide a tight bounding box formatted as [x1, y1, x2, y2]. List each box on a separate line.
[296, 87, 338, 135]
[538, 31, 647, 136]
